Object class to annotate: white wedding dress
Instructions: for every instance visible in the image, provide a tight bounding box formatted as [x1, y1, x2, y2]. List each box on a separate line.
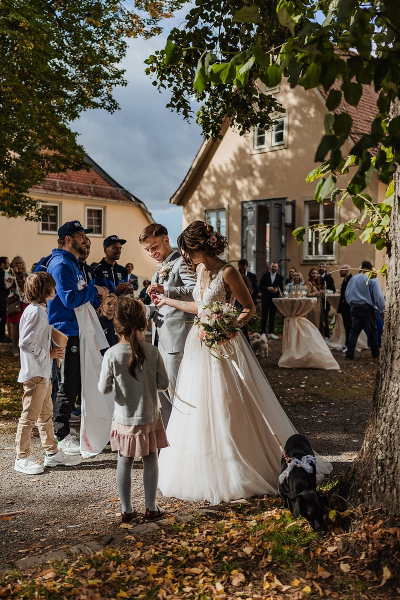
[158, 264, 332, 504]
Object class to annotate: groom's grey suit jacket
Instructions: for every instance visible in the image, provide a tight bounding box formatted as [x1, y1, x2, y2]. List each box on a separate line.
[148, 251, 196, 353]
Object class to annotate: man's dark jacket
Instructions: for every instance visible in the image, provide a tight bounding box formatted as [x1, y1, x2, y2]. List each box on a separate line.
[259, 272, 284, 303]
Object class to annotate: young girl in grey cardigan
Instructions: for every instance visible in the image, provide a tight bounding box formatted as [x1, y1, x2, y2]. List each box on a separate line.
[98, 296, 169, 523]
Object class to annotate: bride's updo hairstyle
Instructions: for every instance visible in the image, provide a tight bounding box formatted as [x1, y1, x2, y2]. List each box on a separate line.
[178, 220, 228, 269]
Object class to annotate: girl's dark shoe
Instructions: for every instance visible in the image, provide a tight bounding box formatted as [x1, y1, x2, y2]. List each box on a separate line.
[121, 511, 137, 524]
[144, 507, 165, 522]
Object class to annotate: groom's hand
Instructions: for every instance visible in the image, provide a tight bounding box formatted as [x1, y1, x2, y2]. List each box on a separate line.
[147, 283, 164, 296]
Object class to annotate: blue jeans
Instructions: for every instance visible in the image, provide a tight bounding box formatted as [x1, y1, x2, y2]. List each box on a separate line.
[346, 304, 379, 358]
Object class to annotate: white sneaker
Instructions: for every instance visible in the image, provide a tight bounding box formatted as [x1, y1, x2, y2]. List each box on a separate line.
[342, 346, 347, 353]
[268, 333, 279, 340]
[14, 457, 44, 475]
[57, 433, 81, 455]
[44, 448, 82, 468]
[260, 333, 267, 340]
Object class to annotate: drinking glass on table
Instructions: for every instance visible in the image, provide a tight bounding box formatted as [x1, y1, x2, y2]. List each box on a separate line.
[283, 285, 289, 298]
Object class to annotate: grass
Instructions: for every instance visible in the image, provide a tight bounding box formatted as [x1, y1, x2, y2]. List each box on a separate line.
[0, 351, 22, 419]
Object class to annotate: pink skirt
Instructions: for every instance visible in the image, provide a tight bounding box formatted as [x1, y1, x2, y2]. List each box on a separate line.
[110, 417, 169, 458]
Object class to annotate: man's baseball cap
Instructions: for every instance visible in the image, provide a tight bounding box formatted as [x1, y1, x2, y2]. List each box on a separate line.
[58, 221, 93, 240]
[103, 235, 127, 248]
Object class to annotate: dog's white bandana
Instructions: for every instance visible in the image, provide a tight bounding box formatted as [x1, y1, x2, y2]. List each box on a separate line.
[278, 455, 317, 484]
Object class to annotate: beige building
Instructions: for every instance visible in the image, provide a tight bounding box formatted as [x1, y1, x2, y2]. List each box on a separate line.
[171, 80, 386, 287]
[0, 156, 155, 284]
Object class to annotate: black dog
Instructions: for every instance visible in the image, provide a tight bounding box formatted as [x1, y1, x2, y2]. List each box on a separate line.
[278, 434, 327, 532]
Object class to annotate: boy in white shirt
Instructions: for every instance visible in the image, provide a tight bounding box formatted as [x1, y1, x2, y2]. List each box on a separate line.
[14, 272, 82, 474]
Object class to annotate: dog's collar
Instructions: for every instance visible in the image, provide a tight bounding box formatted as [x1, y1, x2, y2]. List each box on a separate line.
[278, 454, 316, 485]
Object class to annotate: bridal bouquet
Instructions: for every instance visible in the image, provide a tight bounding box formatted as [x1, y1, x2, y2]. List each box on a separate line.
[194, 302, 242, 352]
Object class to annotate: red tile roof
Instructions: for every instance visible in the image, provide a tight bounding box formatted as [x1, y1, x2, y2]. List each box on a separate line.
[319, 80, 379, 144]
[32, 155, 143, 205]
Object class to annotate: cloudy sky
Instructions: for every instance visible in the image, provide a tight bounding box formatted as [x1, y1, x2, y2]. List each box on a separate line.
[74, 11, 203, 246]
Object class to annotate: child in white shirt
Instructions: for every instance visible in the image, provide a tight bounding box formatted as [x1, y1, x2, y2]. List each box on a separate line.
[15, 272, 82, 475]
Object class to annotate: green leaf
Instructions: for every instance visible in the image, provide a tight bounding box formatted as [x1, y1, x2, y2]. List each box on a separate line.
[342, 81, 362, 106]
[315, 135, 337, 162]
[338, 228, 357, 246]
[164, 39, 183, 65]
[324, 113, 335, 134]
[316, 175, 336, 201]
[329, 509, 337, 522]
[306, 162, 331, 184]
[337, 0, 358, 23]
[326, 89, 342, 111]
[333, 113, 352, 137]
[260, 63, 282, 88]
[239, 56, 255, 76]
[352, 195, 366, 210]
[194, 61, 207, 93]
[277, 3, 296, 36]
[341, 155, 356, 172]
[233, 4, 262, 24]
[252, 43, 269, 68]
[209, 63, 236, 84]
[299, 63, 322, 90]
[293, 226, 306, 243]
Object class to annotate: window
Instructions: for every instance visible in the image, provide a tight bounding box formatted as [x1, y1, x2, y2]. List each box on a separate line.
[254, 126, 266, 149]
[305, 200, 336, 259]
[39, 204, 59, 233]
[205, 209, 227, 238]
[272, 118, 285, 146]
[86, 207, 104, 236]
[252, 116, 287, 152]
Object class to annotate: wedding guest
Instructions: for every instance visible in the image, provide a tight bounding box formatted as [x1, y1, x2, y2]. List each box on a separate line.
[259, 261, 283, 340]
[345, 261, 385, 360]
[139, 280, 152, 305]
[125, 263, 139, 295]
[288, 270, 303, 293]
[98, 296, 169, 523]
[318, 262, 336, 341]
[98, 293, 118, 353]
[285, 267, 296, 284]
[94, 235, 131, 296]
[14, 272, 81, 475]
[238, 259, 258, 305]
[46, 220, 108, 454]
[337, 264, 352, 350]
[0, 256, 11, 343]
[5, 256, 29, 356]
[305, 268, 324, 333]
[78, 237, 95, 285]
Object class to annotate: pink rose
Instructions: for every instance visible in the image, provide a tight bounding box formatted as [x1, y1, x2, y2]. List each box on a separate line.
[198, 328, 207, 340]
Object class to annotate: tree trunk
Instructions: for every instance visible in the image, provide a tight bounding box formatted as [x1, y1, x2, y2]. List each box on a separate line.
[346, 100, 400, 514]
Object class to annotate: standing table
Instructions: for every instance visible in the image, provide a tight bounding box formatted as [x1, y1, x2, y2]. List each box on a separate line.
[273, 297, 340, 370]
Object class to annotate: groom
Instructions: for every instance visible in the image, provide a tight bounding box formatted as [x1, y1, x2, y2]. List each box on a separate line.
[139, 223, 196, 427]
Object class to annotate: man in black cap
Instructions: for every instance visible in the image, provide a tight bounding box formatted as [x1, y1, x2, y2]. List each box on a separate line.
[93, 235, 131, 295]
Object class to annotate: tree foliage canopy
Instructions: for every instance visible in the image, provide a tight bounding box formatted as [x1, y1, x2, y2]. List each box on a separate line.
[0, 0, 183, 219]
[146, 0, 400, 262]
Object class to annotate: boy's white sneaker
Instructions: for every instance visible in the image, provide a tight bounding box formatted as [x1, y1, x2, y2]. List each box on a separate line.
[57, 433, 81, 455]
[268, 333, 279, 340]
[44, 448, 82, 468]
[14, 457, 44, 475]
[260, 333, 267, 340]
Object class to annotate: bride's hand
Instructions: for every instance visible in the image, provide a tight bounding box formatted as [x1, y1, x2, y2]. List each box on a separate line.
[153, 294, 168, 307]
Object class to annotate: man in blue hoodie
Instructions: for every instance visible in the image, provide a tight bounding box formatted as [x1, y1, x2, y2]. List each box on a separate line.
[47, 221, 108, 454]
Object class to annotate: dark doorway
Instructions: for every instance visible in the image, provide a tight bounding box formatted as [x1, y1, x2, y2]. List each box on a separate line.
[242, 198, 286, 279]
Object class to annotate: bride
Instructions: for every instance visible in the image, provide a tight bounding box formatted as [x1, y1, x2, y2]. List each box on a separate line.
[153, 221, 331, 504]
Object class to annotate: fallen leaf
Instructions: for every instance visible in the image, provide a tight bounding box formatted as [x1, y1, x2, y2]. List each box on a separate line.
[327, 546, 337, 552]
[147, 565, 158, 576]
[242, 546, 254, 554]
[340, 563, 351, 573]
[231, 572, 245, 587]
[378, 565, 392, 587]
[303, 585, 312, 593]
[215, 581, 224, 594]
[291, 578, 301, 586]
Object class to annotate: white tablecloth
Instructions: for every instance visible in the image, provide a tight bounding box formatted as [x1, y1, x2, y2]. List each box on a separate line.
[327, 295, 369, 350]
[273, 298, 340, 370]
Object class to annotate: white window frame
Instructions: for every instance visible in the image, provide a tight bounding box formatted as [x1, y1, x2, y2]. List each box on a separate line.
[251, 114, 288, 154]
[253, 126, 267, 150]
[271, 117, 286, 147]
[85, 206, 104, 237]
[39, 202, 60, 235]
[205, 208, 227, 239]
[303, 200, 337, 262]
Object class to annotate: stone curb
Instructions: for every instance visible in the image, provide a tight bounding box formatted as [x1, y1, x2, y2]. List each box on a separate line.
[12, 505, 226, 572]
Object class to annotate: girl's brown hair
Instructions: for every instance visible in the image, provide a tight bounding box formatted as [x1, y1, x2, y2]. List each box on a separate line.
[177, 220, 228, 270]
[114, 296, 147, 378]
[307, 268, 321, 289]
[24, 272, 56, 304]
[101, 293, 118, 310]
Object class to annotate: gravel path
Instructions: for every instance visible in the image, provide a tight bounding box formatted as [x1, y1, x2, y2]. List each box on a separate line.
[0, 339, 377, 566]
